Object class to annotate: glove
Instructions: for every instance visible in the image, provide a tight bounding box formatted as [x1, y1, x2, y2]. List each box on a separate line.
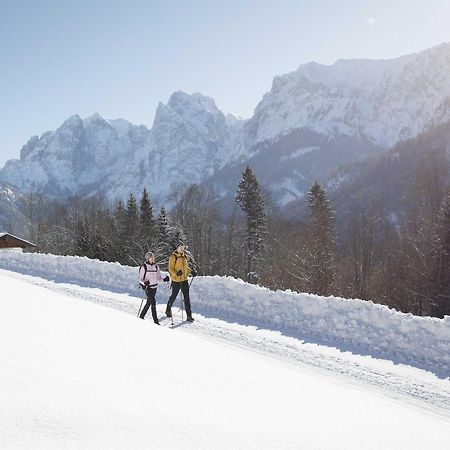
[191, 270, 197, 277]
[176, 270, 183, 276]
[144, 281, 150, 289]
[163, 276, 170, 283]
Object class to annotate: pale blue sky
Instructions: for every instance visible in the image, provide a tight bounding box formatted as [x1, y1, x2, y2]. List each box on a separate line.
[1, 0, 450, 165]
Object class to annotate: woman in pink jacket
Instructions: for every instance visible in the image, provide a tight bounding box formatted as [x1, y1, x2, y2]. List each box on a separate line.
[138, 251, 169, 324]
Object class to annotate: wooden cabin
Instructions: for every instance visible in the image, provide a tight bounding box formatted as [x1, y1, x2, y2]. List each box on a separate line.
[0, 233, 36, 251]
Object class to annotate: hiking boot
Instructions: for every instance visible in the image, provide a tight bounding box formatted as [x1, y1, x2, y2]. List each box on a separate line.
[154, 320, 160, 325]
[186, 316, 195, 322]
[165, 306, 172, 318]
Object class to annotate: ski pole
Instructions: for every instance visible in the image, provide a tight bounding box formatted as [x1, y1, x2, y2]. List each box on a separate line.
[181, 294, 184, 322]
[168, 282, 174, 325]
[178, 268, 184, 322]
[137, 298, 144, 318]
[181, 276, 195, 321]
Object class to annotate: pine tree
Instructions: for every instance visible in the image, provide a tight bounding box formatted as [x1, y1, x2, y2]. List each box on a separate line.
[112, 200, 127, 263]
[235, 166, 267, 283]
[124, 193, 140, 263]
[125, 194, 138, 236]
[305, 182, 336, 296]
[155, 207, 173, 269]
[139, 187, 155, 247]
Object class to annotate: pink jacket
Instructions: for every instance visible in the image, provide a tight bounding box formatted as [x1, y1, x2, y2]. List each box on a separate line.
[138, 263, 163, 287]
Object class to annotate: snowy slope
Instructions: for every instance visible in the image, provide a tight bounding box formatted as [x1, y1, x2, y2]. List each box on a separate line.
[1, 267, 450, 449]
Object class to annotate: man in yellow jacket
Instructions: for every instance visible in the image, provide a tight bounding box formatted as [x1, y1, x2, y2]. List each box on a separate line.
[165, 242, 197, 322]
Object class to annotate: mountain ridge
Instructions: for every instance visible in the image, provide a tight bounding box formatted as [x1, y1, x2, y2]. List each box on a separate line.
[2, 42, 450, 213]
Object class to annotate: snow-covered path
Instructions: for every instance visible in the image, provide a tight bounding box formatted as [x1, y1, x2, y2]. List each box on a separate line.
[2, 267, 449, 419]
[2, 269, 450, 450]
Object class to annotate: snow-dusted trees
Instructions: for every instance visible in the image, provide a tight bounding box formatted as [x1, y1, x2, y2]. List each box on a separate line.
[223, 211, 246, 279]
[335, 203, 384, 302]
[153, 207, 192, 271]
[113, 188, 158, 264]
[304, 182, 336, 296]
[22, 192, 57, 247]
[172, 185, 222, 275]
[39, 190, 159, 265]
[432, 192, 450, 317]
[59, 196, 119, 262]
[235, 166, 267, 283]
[269, 183, 336, 296]
[19, 165, 448, 318]
[154, 207, 172, 268]
[386, 159, 448, 315]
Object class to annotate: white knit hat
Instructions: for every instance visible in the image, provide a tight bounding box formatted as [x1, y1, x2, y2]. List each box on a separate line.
[145, 251, 154, 260]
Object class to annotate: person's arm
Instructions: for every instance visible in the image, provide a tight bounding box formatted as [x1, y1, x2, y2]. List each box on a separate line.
[168, 255, 176, 278]
[138, 265, 146, 285]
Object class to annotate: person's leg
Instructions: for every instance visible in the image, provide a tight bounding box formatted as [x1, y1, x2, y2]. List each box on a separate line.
[181, 280, 193, 319]
[148, 288, 159, 324]
[166, 282, 181, 317]
[139, 289, 152, 319]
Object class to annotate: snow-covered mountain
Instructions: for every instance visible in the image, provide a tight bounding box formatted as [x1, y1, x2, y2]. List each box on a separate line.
[0, 114, 149, 198]
[246, 43, 450, 148]
[0, 181, 26, 235]
[206, 42, 450, 206]
[0, 92, 244, 205]
[142, 91, 244, 200]
[2, 43, 450, 208]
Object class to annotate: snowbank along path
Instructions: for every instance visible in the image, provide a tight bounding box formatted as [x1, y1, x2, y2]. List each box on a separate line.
[1, 251, 449, 376]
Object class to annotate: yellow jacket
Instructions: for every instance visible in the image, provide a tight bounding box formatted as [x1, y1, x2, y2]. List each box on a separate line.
[168, 251, 191, 282]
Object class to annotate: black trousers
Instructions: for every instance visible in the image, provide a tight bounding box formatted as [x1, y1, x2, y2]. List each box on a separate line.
[168, 281, 192, 317]
[140, 287, 159, 323]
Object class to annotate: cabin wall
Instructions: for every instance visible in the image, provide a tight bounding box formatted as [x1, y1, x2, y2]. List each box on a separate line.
[0, 235, 27, 249]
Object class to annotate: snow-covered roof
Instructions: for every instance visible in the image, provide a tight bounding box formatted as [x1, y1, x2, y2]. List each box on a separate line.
[0, 233, 36, 248]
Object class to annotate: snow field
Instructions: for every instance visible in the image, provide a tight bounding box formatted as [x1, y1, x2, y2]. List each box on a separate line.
[0, 250, 449, 376]
[1, 272, 450, 449]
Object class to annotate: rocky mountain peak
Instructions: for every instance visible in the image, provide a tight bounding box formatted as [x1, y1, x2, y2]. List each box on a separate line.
[247, 42, 450, 148]
[168, 91, 221, 116]
[3, 43, 450, 214]
[60, 114, 83, 130]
